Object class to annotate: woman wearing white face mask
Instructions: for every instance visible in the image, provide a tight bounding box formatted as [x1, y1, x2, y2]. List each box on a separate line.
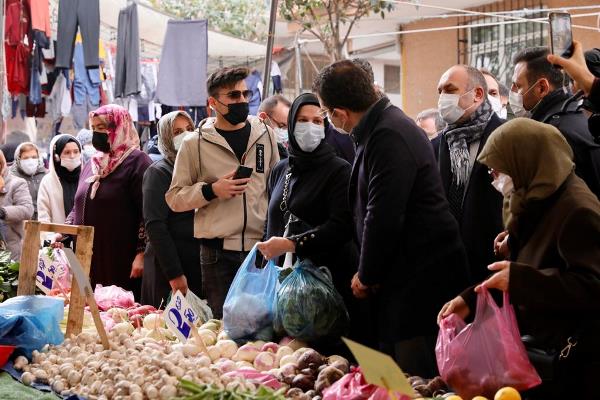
[141, 111, 202, 308]
[37, 135, 82, 224]
[438, 118, 600, 399]
[10, 142, 47, 220]
[257, 93, 371, 350]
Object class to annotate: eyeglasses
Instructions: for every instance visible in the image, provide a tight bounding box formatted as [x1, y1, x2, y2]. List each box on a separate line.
[219, 90, 253, 100]
[267, 115, 287, 129]
[318, 108, 331, 119]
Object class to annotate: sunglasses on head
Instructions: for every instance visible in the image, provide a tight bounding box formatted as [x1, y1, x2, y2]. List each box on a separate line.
[220, 90, 253, 100]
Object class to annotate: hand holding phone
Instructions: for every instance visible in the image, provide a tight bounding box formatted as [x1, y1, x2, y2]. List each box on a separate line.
[233, 165, 253, 180]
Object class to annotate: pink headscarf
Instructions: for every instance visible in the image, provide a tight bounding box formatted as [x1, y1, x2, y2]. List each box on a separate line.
[86, 105, 140, 199]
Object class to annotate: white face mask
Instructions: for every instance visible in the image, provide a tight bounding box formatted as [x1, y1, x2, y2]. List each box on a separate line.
[60, 157, 81, 172]
[488, 95, 503, 114]
[274, 128, 289, 144]
[498, 106, 508, 119]
[438, 90, 474, 124]
[328, 111, 349, 135]
[509, 80, 541, 118]
[492, 172, 515, 196]
[20, 158, 39, 175]
[173, 133, 187, 152]
[294, 122, 325, 152]
[509, 91, 529, 118]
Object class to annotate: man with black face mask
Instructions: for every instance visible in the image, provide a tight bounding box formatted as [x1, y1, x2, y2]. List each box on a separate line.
[166, 67, 279, 318]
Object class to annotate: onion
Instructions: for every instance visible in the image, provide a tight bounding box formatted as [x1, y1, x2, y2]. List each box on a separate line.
[254, 352, 277, 372]
[232, 344, 260, 363]
[215, 340, 238, 359]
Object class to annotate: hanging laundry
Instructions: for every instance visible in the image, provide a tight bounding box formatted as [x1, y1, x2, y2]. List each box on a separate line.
[29, 30, 50, 105]
[271, 61, 283, 94]
[72, 43, 101, 106]
[4, 0, 32, 96]
[29, 0, 51, 39]
[114, 3, 141, 98]
[46, 71, 71, 122]
[55, 0, 100, 69]
[245, 69, 263, 116]
[155, 20, 208, 107]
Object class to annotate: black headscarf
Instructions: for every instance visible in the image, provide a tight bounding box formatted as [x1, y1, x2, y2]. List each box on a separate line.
[52, 135, 82, 215]
[287, 93, 335, 172]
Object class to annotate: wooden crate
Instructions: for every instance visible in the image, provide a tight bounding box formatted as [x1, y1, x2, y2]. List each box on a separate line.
[16, 221, 108, 348]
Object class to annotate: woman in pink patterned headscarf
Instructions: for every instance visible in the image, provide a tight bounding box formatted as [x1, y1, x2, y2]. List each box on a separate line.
[62, 105, 151, 298]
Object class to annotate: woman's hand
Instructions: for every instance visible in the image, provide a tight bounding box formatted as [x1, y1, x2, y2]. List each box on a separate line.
[130, 252, 144, 278]
[437, 296, 470, 324]
[257, 237, 295, 260]
[169, 275, 188, 295]
[493, 231, 510, 259]
[475, 261, 511, 293]
[51, 234, 64, 249]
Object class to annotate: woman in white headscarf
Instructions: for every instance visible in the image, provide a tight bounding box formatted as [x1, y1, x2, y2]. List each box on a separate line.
[141, 111, 202, 307]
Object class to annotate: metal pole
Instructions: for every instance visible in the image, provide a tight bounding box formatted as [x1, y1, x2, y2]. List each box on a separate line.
[262, 0, 278, 97]
[0, 0, 5, 143]
[295, 35, 303, 95]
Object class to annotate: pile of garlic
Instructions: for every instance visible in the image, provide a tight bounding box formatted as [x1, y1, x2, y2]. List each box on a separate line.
[15, 329, 257, 400]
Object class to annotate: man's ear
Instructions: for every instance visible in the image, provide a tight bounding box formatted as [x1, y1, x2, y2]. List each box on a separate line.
[474, 86, 486, 102]
[538, 78, 552, 97]
[258, 111, 268, 121]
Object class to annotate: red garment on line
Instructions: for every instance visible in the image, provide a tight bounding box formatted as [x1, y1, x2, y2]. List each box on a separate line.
[4, 0, 32, 96]
[28, 0, 51, 39]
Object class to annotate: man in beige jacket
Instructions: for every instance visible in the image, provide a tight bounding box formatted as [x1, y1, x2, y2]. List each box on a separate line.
[166, 67, 279, 318]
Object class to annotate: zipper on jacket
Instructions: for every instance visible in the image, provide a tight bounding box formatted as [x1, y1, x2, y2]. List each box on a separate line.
[204, 124, 269, 253]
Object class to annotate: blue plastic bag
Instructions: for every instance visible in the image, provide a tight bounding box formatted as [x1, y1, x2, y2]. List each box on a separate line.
[274, 259, 349, 342]
[0, 295, 64, 357]
[223, 246, 280, 341]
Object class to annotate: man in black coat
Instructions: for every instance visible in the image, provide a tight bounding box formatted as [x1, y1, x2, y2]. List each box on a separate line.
[313, 60, 469, 377]
[436, 65, 505, 284]
[511, 46, 600, 199]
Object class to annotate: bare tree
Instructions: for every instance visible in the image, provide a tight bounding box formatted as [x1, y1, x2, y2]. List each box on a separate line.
[280, 0, 393, 62]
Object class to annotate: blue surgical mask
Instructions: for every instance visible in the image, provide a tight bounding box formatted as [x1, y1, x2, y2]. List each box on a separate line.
[294, 122, 325, 152]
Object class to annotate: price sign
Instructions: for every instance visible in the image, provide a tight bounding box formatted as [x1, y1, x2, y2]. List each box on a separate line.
[35, 249, 56, 294]
[165, 290, 199, 343]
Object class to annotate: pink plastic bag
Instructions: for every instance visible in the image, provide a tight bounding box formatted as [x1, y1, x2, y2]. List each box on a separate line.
[323, 368, 411, 400]
[94, 284, 135, 311]
[436, 288, 541, 399]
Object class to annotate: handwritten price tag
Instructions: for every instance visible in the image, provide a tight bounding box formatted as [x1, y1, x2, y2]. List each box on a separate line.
[165, 290, 199, 343]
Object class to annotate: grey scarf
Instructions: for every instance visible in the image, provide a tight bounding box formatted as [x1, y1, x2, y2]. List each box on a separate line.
[444, 99, 493, 186]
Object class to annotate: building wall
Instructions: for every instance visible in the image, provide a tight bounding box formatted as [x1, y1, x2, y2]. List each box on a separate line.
[370, 60, 403, 107]
[401, 0, 600, 119]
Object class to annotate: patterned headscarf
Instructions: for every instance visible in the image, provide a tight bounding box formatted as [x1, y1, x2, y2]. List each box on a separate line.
[86, 105, 140, 199]
[157, 111, 194, 164]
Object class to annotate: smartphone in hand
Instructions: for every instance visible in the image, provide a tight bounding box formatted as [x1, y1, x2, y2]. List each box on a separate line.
[549, 12, 573, 60]
[233, 165, 253, 180]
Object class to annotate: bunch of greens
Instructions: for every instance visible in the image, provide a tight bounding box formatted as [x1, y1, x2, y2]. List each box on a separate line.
[176, 380, 286, 400]
[0, 251, 19, 302]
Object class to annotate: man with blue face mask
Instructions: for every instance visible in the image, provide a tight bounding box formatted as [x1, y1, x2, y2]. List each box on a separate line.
[511, 46, 600, 199]
[436, 65, 504, 285]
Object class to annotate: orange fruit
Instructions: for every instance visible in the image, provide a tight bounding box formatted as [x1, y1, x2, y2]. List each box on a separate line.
[494, 387, 521, 400]
[473, 397, 489, 400]
[445, 396, 464, 400]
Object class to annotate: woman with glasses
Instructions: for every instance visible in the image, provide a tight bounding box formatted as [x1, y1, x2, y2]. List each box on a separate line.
[257, 93, 372, 350]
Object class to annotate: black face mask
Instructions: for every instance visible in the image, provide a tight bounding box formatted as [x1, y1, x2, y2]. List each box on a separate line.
[92, 131, 111, 153]
[219, 101, 249, 125]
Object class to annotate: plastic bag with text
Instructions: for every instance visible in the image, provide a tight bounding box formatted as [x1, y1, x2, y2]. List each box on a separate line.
[436, 288, 541, 399]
